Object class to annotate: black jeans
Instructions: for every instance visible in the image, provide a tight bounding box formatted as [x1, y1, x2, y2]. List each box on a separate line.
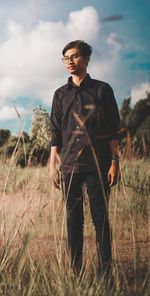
[63, 171, 112, 274]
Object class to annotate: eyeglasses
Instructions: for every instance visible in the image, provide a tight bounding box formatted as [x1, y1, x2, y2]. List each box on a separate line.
[62, 54, 82, 64]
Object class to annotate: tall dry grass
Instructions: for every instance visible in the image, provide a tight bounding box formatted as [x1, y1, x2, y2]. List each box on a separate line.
[0, 158, 150, 295]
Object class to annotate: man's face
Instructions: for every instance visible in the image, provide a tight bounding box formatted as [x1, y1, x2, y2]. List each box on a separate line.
[62, 48, 89, 75]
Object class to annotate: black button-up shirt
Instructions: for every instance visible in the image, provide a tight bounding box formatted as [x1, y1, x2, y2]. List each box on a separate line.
[50, 74, 120, 174]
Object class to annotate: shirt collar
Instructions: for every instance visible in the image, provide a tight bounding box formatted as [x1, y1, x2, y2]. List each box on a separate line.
[67, 74, 92, 90]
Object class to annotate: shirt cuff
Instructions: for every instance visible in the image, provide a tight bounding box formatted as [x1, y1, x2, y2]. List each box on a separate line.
[51, 133, 62, 148]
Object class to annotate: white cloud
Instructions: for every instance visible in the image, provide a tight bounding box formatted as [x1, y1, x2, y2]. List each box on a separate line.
[66, 6, 100, 41]
[107, 32, 122, 53]
[0, 105, 28, 121]
[89, 57, 117, 82]
[131, 82, 150, 104]
[0, 6, 120, 109]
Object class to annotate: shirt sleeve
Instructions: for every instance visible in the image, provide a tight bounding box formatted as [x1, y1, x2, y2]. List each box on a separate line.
[102, 83, 120, 140]
[50, 91, 62, 148]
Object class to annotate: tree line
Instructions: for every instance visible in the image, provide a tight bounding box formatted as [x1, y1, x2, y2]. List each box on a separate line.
[120, 92, 150, 158]
[0, 93, 150, 167]
[0, 106, 51, 167]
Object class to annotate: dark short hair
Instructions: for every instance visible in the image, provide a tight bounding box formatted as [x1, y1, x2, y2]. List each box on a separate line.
[62, 40, 92, 57]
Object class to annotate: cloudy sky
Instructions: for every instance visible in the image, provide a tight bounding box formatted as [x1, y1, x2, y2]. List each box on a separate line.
[0, 0, 150, 133]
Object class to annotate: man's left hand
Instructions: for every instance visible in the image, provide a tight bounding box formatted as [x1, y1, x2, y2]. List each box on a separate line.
[108, 162, 120, 187]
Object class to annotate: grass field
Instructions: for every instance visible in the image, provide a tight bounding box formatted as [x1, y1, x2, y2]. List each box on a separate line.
[0, 158, 149, 295]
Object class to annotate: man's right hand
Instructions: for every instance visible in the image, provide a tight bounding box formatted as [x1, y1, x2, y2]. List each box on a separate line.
[49, 166, 61, 189]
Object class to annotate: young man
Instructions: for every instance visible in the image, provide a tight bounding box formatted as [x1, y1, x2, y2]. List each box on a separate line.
[49, 40, 120, 275]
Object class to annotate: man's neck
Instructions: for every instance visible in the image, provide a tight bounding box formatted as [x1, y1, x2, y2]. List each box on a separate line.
[72, 72, 87, 86]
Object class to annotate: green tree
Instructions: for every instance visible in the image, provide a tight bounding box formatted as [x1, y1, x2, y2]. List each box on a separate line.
[0, 131, 31, 167]
[0, 129, 11, 146]
[134, 116, 150, 156]
[120, 97, 131, 128]
[126, 96, 150, 136]
[139, 116, 150, 144]
[29, 106, 51, 165]
[119, 92, 150, 157]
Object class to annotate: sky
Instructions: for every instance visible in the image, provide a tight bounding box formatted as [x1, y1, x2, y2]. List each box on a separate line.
[0, 0, 150, 134]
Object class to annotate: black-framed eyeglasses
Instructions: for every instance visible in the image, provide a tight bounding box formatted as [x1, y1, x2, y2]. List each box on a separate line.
[62, 54, 82, 64]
